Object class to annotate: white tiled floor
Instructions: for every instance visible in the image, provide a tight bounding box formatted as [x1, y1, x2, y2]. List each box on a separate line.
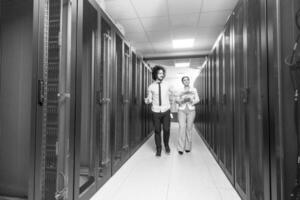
[90, 123, 241, 200]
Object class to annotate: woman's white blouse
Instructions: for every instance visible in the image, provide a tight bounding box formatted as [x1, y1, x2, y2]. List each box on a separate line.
[176, 87, 200, 111]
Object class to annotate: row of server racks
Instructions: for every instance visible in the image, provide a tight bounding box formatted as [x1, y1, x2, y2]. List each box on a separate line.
[194, 0, 300, 200]
[0, 0, 153, 200]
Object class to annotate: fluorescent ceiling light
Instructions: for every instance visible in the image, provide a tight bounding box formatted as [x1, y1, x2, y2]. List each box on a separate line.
[175, 62, 190, 67]
[172, 39, 195, 49]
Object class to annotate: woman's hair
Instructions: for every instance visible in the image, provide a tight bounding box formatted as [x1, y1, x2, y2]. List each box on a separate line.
[181, 76, 190, 82]
[152, 65, 166, 80]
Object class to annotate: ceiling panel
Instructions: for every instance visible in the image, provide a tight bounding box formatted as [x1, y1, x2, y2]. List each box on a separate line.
[197, 26, 223, 38]
[202, 0, 238, 12]
[149, 59, 175, 67]
[146, 31, 171, 43]
[130, 0, 168, 17]
[152, 41, 172, 52]
[105, 0, 137, 19]
[125, 32, 149, 43]
[118, 18, 144, 33]
[198, 11, 232, 27]
[139, 49, 156, 55]
[133, 42, 154, 53]
[103, 0, 238, 57]
[141, 17, 169, 31]
[168, 0, 203, 15]
[170, 13, 199, 29]
[171, 27, 198, 39]
[148, 58, 205, 69]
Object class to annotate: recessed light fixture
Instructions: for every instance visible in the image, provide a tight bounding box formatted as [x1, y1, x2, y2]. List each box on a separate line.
[172, 39, 195, 49]
[175, 62, 190, 68]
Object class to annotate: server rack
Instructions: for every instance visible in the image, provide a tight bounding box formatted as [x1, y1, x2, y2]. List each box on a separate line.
[194, 0, 272, 199]
[73, 0, 100, 199]
[267, 0, 300, 200]
[129, 51, 142, 150]
[0, 1, 39, 199]
[0, 0, 77, 199]
[111, 34, 131, 173]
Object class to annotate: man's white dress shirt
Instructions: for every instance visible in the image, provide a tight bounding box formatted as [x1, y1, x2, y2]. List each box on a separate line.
[146, 81, 172, 113]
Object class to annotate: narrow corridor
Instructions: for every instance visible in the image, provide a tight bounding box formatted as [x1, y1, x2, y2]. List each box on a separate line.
[91, 123, 241, 200]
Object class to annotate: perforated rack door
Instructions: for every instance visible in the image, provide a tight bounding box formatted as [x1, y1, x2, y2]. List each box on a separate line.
[40, 0, 62, 199]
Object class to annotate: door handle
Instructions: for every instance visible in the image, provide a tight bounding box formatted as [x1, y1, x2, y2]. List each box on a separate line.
[97, 98, 111, 105]
[38, 80, 45, 106]
[96, 91, 105, 105]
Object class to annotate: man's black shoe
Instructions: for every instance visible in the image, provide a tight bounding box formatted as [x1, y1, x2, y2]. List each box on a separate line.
[165, 146, 171, 154]
[156, 151, 161, 157]
[185, 150, 190, 153]
[178, 151, 183, 155]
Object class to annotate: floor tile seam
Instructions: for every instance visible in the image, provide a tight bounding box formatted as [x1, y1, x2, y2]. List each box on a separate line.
[165, 151, 177, 200]
[195, 134, 222, 191]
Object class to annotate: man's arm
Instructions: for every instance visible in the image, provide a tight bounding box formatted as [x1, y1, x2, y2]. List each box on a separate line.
[144, 85, 152, 104]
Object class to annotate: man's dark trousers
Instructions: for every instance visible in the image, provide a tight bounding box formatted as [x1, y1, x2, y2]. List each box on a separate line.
[152, 110, 171, 153]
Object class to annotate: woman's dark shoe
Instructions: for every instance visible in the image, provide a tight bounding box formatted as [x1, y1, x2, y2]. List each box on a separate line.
[165, 146, 171, 154]
[178, 151, 183, 155]
[156, 151, 161, 157]
[185, 150, 190, 153]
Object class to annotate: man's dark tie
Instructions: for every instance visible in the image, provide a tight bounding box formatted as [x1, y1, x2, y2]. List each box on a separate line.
[158, 82, 161, 106]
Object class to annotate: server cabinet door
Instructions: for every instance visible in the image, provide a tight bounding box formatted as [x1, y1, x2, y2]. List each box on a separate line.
[218, 35, 226, 166]
[123, 45, 130, 148]
[96, 17, 112, 188]
[54, 0, 76, 199]
[207, 58, 211, 145]
[136, 58, 143, 143]
[247, 0, 270, 199]
[204, 65, 208, 140]
[212, 49, 218, 157]
[223, 22, 234, 181]
[112, 35, 124, 168]
[0, 1, 75, 199]
[0, 1, 35, 199]
[147, 69, 152, 135]
[233, 2, 249, 198]
[141, 64, 147, 139]
[129, 52, 139, 149]
[112, 37, 131, 172]
[74, 1, 99, 199]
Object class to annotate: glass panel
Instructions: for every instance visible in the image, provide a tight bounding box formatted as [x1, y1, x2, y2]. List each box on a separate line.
[137, 59, 143, 141]
[98, 19, 111, 178]
[233, 3, 247, 193]
[247, 0, 268, 199]
[56, 0, 73, 198]
[113, 35, 123, 163]
[212, 49, 217, 154]
[224, 23, 234, 175]
[123, 45, 130, 149]
[218, 36, 226, 164]
[79, 1, 97, 192]
[130, 53, 138, 148]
